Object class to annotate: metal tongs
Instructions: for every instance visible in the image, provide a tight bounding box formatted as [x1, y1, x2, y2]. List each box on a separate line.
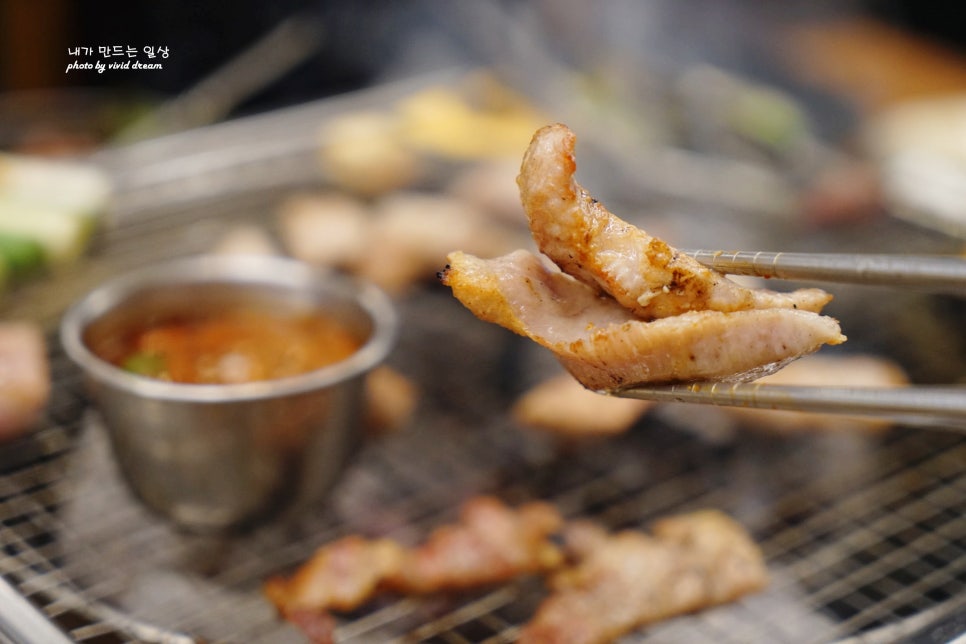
[611, 250, 966, 428]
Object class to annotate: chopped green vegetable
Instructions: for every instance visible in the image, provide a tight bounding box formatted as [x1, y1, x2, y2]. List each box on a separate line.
[0, 154, 109, 276]
[121, 352, 167, 378]
[0, 232, 45, 280]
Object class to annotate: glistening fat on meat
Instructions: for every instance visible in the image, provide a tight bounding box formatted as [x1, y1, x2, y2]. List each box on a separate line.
[440, 250, 845, 389]
[519, 510, 769, 644]
[439, 123, 846, 388]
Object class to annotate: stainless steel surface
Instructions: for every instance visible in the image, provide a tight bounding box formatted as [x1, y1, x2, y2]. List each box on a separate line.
[0, 576, 73, 644]
[619, 249, 966, 424]
[0, 84, 964, 643]
[685, 249, 966, 295]
[613, 382, 966, 429]
[59, 255, 397, 532]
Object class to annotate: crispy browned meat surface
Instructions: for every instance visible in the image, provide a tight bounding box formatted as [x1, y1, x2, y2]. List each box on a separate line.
[518, 510, 769, 644]
[439, 123, 846, 389]
[264, 496, 564, 639]
[441, 249, 636, 339]
[441, 249, 845, 389]
[264, 536, 405, 615]
[266, 499, 767, 643]
[518, 123, 832, 320]
[389, 495, 565, 594]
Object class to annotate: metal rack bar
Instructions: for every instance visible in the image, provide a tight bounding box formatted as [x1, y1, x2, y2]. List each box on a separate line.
[613, 383, 966, 428]
[0, 577, 74, 644]
[684, 249, 966, 294]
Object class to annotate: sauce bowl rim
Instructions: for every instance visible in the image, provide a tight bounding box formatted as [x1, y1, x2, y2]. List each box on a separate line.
[59, 254, 398, 402]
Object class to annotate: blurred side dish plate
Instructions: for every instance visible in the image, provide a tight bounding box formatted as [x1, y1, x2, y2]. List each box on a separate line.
[0, 153, 111, 293]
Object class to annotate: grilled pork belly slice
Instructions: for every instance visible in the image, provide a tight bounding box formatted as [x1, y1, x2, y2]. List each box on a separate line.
[518, 123, 832, 319]
[440, 249, 845, 390]
[518, 510, 769, 644]
[363, 366, 419, 436]
[277, 192, 370, 270]
[358, 192, 523, 295]
[387, 495, 565, 594]
[0, 322, 50, 441]
[264, 536, 405, 615]
[512, 372, 653, 437]
[264, 496, 565, 640]
[264, 496, 767, 643]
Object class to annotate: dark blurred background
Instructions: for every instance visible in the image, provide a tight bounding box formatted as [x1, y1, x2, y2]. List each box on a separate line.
[2, 0, 966, 119]
[1, 1, 473, 114]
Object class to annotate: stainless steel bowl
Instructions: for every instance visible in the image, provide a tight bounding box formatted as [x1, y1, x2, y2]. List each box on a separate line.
[60, 254, 397, 532]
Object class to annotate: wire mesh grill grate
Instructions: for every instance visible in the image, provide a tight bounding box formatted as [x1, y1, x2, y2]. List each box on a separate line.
[1, 97, 965, 642]
[3, 295, 964, 644]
